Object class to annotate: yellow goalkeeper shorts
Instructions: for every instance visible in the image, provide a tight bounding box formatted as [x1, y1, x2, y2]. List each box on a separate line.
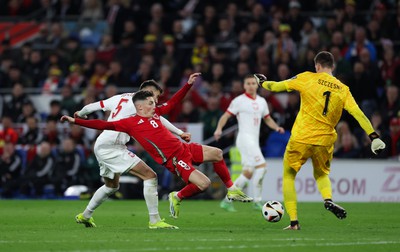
[284, 139, 334, 175]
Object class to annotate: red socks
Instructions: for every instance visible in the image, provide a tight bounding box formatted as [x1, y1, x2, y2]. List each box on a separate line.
[177, 183, 203, 199]
[213, 159, 233, 188]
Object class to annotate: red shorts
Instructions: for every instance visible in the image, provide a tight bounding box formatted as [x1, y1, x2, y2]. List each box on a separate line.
[164, 143, 204, 183]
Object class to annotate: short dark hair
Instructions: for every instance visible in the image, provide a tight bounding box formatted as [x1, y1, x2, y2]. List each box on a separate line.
[244, 74, 256, 80]
[139, 80, 163, 94]
[314, 51, 334, 68]
[132, 90, 154, 104]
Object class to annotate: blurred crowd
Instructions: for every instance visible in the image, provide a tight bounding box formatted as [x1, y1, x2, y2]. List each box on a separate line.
[1, 0, 400, 198]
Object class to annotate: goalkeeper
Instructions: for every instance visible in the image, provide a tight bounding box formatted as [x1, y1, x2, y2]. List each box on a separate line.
[255, 51, 386, 230]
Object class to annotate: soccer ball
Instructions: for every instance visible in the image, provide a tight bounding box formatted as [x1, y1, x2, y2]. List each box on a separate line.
[262, 200, 284, 222]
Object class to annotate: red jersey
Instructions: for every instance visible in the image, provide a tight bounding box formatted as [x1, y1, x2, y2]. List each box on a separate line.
[76, 112, 183, 164]
[74, 82, 193, 164]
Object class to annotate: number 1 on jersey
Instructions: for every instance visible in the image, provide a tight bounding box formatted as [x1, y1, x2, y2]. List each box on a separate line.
[322, 91, 331, 116]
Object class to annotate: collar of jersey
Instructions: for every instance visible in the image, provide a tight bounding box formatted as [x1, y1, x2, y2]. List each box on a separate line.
[244, 92, 257, 100]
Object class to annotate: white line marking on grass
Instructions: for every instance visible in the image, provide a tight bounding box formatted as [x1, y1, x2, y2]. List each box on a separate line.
[2, 240, 400, 252]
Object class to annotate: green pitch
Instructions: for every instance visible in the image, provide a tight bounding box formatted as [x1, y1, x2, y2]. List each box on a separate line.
[0, 200, 399, 252]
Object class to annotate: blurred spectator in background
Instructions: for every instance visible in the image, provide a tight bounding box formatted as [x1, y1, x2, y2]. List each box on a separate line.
[88, 62, 108, 95]
[114, 32, 140, 77]
[0, 115, 19, 156]
[176, 100, 200, 123]
[389, 117, 400, 157]
[80, 143, 102, 193]
[334, 121, 360, 154]
[191, 36, 209, 73]
[0, 142, 22, 198]
[63, 35, 84, 66]
[347, 61, 377, 118]
[60, 85, 78, 116]
[24, 50, 45, 87]
[42, 119, 62, 147]
[80, 0, 103, 21]
[52, 138, 82, 196]
[3, 83, 31, 121]
[47, 100, 63, 122]
[285, 1, 306, 43]
[201, 96, 223, 139]
[16, 101, 40, 124]
[345, 26, 377, 63]
[380, 85, 400, 125]
[334, 131, 361, 158]
[18, 117, 43, 146]
[330, 46, 352, 84]
[272, 24, 297, 65]
[63, 63, 86, 91]
[105, 0, 132, 44]
[41, 66, 63, 94]
[19, 141, 54, 198]
[283, 92, 300, 130]
[6, 65, 31, 87]
[106, 61, 129, 87]
[96, 34, 116, 63]
[82, 48, 97, 79]
[381, 45, 400, 88]
[68, 124, 90, 148]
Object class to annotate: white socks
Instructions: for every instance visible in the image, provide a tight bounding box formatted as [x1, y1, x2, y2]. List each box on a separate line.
[83, 185, 119, 219]
[252, 167, 266, 202]
[143, 178, 161, 224]
[233, 174, 250, 190]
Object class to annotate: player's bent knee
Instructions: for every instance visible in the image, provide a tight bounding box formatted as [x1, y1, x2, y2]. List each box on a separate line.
[198, 178, 211, 191]
[214, 148, 223, 161]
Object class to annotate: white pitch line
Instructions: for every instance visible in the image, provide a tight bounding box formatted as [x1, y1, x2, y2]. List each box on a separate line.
[1, 240, 400, 252]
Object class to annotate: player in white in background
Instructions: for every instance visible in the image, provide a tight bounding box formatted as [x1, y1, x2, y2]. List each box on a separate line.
[214, 74, 285, 211]
[74, 73, 200, 229]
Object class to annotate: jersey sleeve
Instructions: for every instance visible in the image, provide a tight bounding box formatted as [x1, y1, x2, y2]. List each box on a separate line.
[77, 102, 103, 117]
[157, 83, 192, 114]
[75, 117, 132, 134]
[284, 72, 310, 92]
[261, 98, 270, 118]
[343, 89, 375, 135]
[101, 95, 123, 112]
[226, 97, 239, 115]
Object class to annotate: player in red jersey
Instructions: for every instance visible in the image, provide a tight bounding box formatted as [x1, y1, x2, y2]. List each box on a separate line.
[61, 90, 253, 219]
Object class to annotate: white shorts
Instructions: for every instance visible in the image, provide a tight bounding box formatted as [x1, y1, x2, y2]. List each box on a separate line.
[236, 138, 266, 167]
[94, 144, 141, 179]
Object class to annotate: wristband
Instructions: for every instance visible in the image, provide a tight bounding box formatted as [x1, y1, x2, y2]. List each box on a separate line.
[368, 132, 380, 141]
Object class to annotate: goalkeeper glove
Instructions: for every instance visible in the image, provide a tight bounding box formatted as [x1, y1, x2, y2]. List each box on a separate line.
[254, 73, 267, 85]
[369, 132, 386, 155]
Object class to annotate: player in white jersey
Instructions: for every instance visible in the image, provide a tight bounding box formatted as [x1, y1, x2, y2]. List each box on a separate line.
[74, 73, 201, 229]
[214, 74, 285, 211]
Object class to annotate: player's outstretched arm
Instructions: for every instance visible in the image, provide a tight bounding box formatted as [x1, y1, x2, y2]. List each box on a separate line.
[61, 116, 117, 131]
[254, 73, 288, 92]
[264, 116, 285, 134]
[344, 94, 386, 155]
[214, 112, 232, 141]
[157, 73, 201, 114]
[74, 101, 103, 118]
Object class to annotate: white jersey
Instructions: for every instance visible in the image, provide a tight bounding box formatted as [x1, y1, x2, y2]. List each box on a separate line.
[79, 93, 136, 146]
[227, 93, 270, 145]
[98, 93, 136, 146]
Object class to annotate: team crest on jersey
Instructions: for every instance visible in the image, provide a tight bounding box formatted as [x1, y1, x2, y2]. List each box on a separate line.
[252, 102, 259, 110]
[138, 119, 144, 124]
[153, 114, 159, 119]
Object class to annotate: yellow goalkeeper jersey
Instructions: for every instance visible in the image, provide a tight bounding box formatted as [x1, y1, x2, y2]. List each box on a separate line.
[262, 71, 375, 146]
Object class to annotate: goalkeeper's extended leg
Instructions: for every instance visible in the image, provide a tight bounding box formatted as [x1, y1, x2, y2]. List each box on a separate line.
[283, 159, 299, 229]
[314, 166, 346, 219]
